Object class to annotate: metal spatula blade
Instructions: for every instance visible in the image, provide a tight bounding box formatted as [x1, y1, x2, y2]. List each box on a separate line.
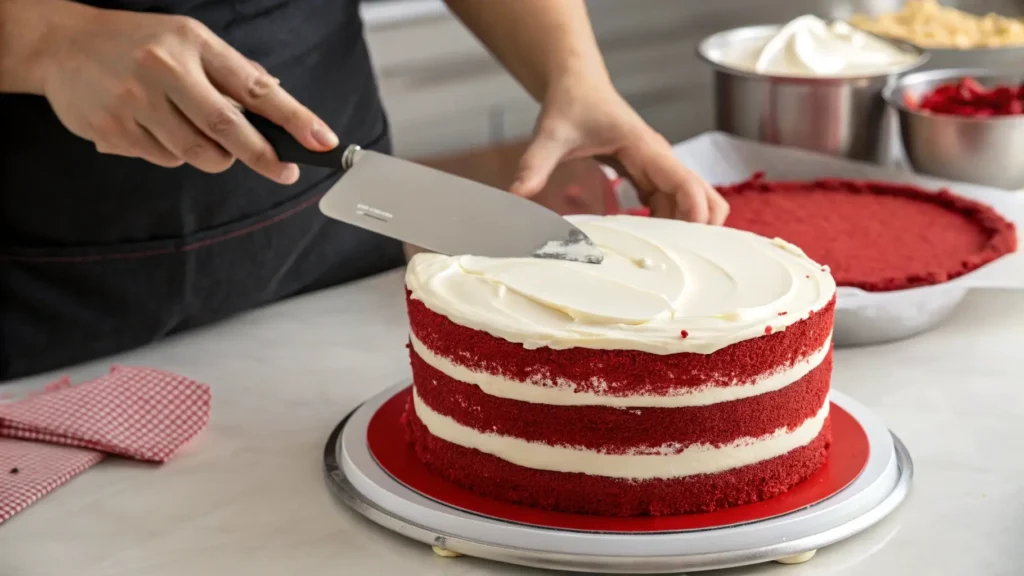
[319, 149, 603, 263]
[244, 110, 603, 263]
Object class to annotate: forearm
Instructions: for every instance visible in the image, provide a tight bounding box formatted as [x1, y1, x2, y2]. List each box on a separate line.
[443, 0, 611, 101]
[0, 0, 84, 94]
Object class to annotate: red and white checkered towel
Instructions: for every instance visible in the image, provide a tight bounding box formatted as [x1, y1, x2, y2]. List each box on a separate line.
[0, 365, 211, 523]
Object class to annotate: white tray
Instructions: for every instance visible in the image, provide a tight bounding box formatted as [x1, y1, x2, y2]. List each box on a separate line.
[618, 132, 1024, 346]
[324, 382, 911, 574]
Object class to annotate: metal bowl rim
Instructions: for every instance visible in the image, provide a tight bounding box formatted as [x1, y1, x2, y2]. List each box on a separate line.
[696, 23, 929, 83]
[883, 67, 1024, 123]
[920, 44, 1024, 54]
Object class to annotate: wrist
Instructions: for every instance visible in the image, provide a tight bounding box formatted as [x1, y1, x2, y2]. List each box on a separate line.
[543, 63, 626, 116]
[36, 0, 99, 95]
[0, 0, 92, 95]
[544, 64, 615, 102]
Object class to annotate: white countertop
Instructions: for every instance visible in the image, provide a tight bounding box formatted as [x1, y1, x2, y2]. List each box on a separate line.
[2, 268, 1023, 575]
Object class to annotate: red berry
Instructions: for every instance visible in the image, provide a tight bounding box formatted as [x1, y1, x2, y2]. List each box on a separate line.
[962, 77, 986, 96]
[917, 77, 1024, 117]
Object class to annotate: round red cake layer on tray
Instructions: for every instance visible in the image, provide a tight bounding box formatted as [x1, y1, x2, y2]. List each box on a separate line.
[404, 405, 832, 517]
[629, 175, 1017, 291]
[406, 294, 835, 398]
[718, 174, 1017, 291]
[410, 347, 831, 451]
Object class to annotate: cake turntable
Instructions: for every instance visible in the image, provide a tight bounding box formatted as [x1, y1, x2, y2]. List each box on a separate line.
[323, 382, 911, 573]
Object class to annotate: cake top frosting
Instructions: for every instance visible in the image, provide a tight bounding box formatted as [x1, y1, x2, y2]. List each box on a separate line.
[405, 215, 836, 354]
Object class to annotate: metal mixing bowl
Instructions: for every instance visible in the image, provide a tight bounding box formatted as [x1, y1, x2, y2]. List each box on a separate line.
[884, 68, 1024, 189]
[697, 25, 928, 163]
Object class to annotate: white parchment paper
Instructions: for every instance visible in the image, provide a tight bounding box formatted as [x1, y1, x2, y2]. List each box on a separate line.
[612, 132, 1024, 311]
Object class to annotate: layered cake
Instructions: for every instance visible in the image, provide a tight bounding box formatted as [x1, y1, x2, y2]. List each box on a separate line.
[403, 215, 837, 517]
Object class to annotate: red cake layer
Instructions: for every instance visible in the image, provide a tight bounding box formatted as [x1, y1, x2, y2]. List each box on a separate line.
[404, 405, 832, 516]
[720, 174, 1017, 291]
[626, 176, 1017, 291]
[411, 347, 831, 452]
[407, 294, 835, 398]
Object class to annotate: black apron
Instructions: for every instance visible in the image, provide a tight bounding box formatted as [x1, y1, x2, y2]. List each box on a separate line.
[0, 0, 404, 380]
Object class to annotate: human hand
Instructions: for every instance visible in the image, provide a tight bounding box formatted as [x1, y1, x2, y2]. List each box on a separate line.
[509, 78, 728, 224]
[39, 4, 338, 184]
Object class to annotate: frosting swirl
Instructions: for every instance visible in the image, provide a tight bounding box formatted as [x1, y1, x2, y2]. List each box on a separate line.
[406, 215, 836, 354]
[722, 15, 920, 78]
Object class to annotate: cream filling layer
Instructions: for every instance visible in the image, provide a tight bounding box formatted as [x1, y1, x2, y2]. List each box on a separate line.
[413, 390, 830, 480]
[410, 332, 832, 407]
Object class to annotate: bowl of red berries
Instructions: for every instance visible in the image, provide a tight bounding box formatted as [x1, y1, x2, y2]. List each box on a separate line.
[884, 68, 1024, 190]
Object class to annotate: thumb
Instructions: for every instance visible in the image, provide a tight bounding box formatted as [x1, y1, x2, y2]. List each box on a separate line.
[510, 125, 576, 197]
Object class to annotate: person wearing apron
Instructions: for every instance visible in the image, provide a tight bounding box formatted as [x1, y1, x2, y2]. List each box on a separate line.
[0, 0, 729, 381]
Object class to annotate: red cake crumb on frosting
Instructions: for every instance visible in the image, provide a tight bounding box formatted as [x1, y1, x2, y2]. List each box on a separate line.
[404, 405, 832, 516]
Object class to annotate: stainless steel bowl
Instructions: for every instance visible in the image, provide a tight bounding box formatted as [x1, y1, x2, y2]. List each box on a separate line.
[884, 68, 1024, 189]
[697, 25, 928, 163]
[834, 285, 969, 347]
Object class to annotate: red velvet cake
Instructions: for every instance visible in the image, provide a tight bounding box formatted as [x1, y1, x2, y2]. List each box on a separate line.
[403, 215, 837, 517]
[631, 174, 1018, 291]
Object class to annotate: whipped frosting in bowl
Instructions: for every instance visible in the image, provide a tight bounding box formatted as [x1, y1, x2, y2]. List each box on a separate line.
[406, 215, 837, 355]
[707, 15, 925, 78]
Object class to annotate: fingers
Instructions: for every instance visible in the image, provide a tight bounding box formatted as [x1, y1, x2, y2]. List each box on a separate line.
[678, 191, 710, 223]
[93, 116, 183, 168]
[608, 123, 733, 225]
[131, 125, 187, 168]
[63, 15, 323, 182]
[128, 22, 299, 183]
[706, 187, 731, 226]
[632, 147, 711, 223]
[201, 38, 338, 151]
[510, 121, 578, 197]
[159, 58, 299, 184]
[136, 96, 234, 173]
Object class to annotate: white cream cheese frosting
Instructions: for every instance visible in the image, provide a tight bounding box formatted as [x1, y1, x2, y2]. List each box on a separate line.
[413, 389, 830, 480]
[721, 15, 919, 77]
[406, 215, 836, 355]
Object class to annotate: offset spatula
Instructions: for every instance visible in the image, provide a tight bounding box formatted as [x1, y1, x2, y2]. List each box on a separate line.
[245, 112, 603, 264]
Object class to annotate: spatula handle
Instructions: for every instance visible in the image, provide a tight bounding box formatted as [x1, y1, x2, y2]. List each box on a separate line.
[244, 110, 347, 169]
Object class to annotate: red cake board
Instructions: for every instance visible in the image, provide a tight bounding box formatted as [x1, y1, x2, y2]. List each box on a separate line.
[368, 387, 869, 534]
